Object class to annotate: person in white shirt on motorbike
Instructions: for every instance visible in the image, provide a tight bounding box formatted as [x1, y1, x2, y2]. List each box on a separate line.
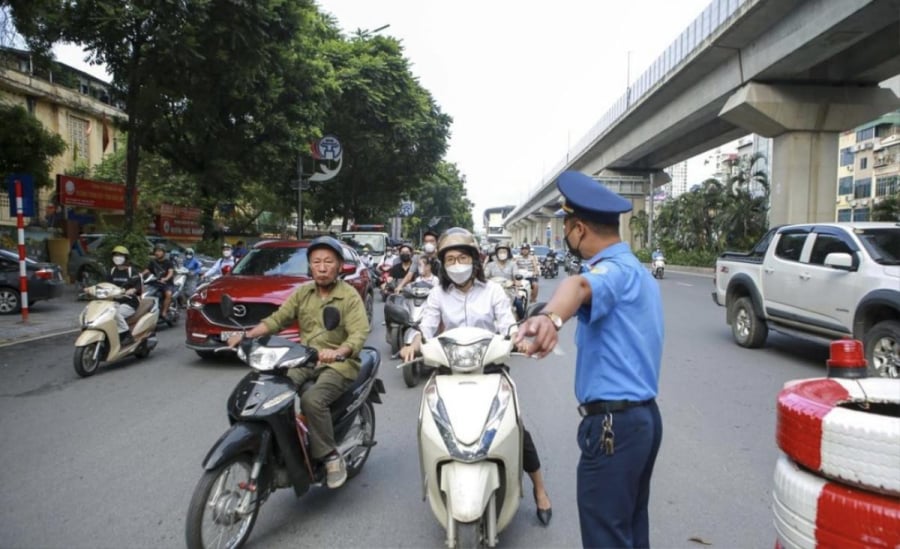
[399, 228, 553, 526]
[484, 243, 516, 280]
[202, 243, 236, 280]
[515, 242, 541, 302]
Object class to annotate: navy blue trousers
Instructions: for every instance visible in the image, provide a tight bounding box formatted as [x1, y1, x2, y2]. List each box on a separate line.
[576, 400, 663, 549]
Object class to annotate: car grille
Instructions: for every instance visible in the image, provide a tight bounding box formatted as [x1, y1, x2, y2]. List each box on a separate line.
[203, 303, 278, 327]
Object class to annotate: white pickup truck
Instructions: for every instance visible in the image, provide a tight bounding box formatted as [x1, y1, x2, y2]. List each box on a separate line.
[712, 222, 900, 377]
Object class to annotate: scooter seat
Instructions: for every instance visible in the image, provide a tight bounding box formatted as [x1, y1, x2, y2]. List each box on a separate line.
[126, 298, 156, 328]
[329, 347, 380, 413]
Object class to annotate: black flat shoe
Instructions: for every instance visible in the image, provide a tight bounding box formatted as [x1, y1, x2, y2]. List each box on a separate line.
[536, 507, 552, 527]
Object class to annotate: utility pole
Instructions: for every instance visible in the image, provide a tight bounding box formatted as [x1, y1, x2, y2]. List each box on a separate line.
[648, 172, 654, 249]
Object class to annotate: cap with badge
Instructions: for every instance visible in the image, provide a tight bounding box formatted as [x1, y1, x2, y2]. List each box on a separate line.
[555, 170, 632, 225]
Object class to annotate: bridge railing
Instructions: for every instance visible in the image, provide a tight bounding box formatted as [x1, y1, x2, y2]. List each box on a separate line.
[525, 0, 751, 209]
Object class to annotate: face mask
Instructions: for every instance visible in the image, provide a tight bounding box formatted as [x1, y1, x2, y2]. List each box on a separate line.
[400, 253, 411, 262]
[112, 255, 125, 266]
[564, 223, 584, 260]
[446, 264, 472, 285]
[186, 254, 193, 259]
[423, 243, 436, 254]
[223, 250, 232, 258]
[496, 251, 508, 261]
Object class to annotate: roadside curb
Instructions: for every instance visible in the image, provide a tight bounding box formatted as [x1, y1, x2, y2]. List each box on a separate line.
[0, 284, 85, 348]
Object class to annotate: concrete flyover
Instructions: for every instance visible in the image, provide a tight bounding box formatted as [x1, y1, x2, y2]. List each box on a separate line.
[506, 0, 900, 246]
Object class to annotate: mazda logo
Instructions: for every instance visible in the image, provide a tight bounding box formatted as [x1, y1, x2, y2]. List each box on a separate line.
[232, 304, 247, 318]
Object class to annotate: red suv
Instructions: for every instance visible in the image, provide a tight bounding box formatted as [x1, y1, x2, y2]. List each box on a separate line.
[185, 239, 373, 359]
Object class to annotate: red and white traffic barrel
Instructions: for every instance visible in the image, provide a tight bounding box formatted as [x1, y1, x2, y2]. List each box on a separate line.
[773, 455, 900, 549]
[777, 340, 900, 496]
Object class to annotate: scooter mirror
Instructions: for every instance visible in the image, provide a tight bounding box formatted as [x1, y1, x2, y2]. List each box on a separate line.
[220, 294, 235, 319]
[526, 302, 547, 318]
[323, 305, 341, 331]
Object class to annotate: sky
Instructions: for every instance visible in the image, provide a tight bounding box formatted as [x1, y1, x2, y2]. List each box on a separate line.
[53, 0, 723, 227]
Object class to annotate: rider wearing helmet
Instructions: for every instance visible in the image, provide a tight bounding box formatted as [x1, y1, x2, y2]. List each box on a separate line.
[515, 242, 541, 302]
[182, 247, 202, 276]
[399, 228, 554, 525]
[227, 236, 370, 490]
[485, 242, 515, 280]
[394, 229, 440, 294]
[143, 243, 176, 323]
[202, 242, 235, 280]
[107, 245, 142, 345]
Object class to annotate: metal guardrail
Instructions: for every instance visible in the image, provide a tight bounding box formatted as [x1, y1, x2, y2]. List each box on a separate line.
[517, 0, 751, 213]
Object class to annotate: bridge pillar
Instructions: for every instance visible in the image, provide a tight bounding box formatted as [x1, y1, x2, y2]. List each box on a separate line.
[720, 82, 900, 225]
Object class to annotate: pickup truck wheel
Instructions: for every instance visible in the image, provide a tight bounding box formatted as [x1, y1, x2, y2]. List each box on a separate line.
[731, 297, 767, 348]
[864, 320, 900, 378]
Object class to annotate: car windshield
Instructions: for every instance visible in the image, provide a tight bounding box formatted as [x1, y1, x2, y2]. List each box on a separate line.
[232, 247, 309, 276]
[857, 228, 900, 265]
[340, 234, 386, 254]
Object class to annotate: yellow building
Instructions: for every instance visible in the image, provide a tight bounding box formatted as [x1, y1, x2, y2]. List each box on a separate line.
[0, 47, 125, 229]
[836, 112, 900, 221]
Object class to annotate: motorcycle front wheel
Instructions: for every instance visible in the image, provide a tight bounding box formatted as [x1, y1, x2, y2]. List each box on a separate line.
[73, 342, 102, 377]
[185, 455, 260, 549]
[402, 362, 418, 388]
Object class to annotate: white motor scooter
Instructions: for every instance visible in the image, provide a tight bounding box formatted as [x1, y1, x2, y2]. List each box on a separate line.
[73, 282, 159, 377]
[411, 326, 523, 548]
[512, 269, 533, 320]
[651, 255, 666, 279]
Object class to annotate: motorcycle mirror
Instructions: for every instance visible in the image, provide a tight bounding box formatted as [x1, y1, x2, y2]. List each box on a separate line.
[339, 264, 356, 278]
[220, 294, 235, 319]
[526, 302, 547, 318]
[323, 305, 341, 331]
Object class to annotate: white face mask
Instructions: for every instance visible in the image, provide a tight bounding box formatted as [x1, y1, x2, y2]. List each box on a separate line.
[222, 250, 232, 258]
[423, 243, 436, 254]
[112, 255, 125, 266]
[496, 251, 508, 261]
[446, 264, 472, 285]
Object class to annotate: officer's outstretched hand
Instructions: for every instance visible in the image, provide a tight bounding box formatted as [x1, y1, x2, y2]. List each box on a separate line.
[515, 315, 558, 359]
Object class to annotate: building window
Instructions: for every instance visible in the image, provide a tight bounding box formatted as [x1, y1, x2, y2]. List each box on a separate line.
[853, 178, 871, 199]
[876, 176, 899, 197]
[859, 157, 868, 170]
[855, 127, 875, 142]
[838, 176, 853, 195]
[839, 147, 854, 166]
[853, 208, 870, 222]
[68, 115, 89, 161]
[837, 209, 852, 222]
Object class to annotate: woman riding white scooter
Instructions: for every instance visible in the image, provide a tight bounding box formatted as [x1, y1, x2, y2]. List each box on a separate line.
[400, 228, 553, 526]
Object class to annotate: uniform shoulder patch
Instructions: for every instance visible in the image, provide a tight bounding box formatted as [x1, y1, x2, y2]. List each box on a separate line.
[589, 264, 609, 275]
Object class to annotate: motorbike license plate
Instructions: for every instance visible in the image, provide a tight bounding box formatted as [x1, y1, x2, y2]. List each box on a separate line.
[220, 331, 243, 341]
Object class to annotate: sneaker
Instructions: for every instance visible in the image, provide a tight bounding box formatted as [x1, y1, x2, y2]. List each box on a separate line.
[324, 453, 347, 489]
[119, 332, 135, 346]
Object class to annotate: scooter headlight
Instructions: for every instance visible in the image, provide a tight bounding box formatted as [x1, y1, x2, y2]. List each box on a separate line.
[439, 337, 491, 373]
[425, 376, 514, 462]
[247, 347, 289, 371]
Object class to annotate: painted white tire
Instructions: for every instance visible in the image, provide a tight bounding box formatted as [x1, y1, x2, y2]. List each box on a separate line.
[773, 455, 900, 549]
[777, 377, 900, 496]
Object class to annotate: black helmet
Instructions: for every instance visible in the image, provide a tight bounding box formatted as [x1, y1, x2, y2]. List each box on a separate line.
[153, 243, 166, 252]
[307, 236, 344, 262]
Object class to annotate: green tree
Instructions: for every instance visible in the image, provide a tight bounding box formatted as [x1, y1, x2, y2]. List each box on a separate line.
[305, 32, 451, 229]
[872, 192, 900, 221]
[401, 162, 473, 240]
[0, 103, 66, 187]
[628, 210, 648, 249]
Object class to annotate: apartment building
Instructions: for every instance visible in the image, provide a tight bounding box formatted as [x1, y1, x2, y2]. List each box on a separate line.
[836, 112, 900, 221]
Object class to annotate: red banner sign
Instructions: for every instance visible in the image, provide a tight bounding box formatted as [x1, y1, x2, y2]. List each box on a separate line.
[156, 204, 203, 241]
[57, 175, 134, 211]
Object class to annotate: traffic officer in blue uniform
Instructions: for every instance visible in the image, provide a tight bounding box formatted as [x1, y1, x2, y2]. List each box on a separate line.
[517, 170, 664, 548]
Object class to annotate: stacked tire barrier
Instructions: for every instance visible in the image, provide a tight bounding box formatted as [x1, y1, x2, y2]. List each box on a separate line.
[773, 340, 900, 549]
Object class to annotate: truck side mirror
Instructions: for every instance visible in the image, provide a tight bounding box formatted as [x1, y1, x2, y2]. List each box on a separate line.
[823, 252, 855, 271]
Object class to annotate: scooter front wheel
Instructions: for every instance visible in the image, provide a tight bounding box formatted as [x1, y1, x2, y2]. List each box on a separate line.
[73, 342, 102, 377]
[455, 520, 483, 549]
[402, 363, 418, 388]
[185, 455, 260, 549]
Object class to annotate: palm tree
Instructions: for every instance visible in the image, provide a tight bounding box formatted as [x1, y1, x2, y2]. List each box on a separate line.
[629, 210, 649, 249]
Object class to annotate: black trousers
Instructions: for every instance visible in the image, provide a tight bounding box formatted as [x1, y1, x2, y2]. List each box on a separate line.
[484, 364, 541, 474]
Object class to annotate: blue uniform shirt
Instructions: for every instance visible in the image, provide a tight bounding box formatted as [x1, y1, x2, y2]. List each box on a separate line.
[574, 242, 663, 403]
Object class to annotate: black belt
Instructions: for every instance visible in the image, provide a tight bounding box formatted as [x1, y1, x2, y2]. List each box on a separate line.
[578, 399, 654, 417]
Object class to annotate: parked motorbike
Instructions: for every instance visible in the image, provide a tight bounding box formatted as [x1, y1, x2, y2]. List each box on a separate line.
[384, 279, 434, 387]
[142, 273, 179, 327]
[652, 255, 666, 279]
[73, 282, 159, 377]
[405, 325, 524, 548]
[185, 295, 386, 549]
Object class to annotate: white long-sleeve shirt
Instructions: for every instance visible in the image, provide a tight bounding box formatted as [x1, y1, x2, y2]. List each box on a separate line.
[418, 279, 516, 341]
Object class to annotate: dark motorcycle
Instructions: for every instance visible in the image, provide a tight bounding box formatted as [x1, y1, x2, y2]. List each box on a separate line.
[384, 280, 433, 387]
[141, 274, 179, 327]
[377, 263, 394, 301]
[185, 295, 385, 549]
[565, 253, 582, 275]
[540, 253, 559, 279]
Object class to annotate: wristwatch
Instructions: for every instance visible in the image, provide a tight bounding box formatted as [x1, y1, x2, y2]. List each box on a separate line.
[542, 312, 563, 331]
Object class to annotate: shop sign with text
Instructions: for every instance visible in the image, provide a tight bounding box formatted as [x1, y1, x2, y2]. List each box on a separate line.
[156, 204, 203, 241]
[57, 175, 135, 211]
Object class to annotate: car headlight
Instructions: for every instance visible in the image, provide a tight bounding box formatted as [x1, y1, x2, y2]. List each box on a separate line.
[424, 376, 514, 461]
[248, 347, 289, 371]
[439, 337, 491, 373]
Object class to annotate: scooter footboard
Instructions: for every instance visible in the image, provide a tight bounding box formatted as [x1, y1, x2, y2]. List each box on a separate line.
[440, 461, 500, 523]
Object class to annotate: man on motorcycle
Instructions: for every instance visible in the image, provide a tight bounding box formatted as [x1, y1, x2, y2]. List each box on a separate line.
[387, 243, 414, 290]
[202, 243, 235, 280]
[394, 230, 439, 294]
[399, 228, 554, 526]
[183, 248, 203, 276]
[143, 244, 175, 321]
[516, 242, 541, 302]
[227, 236, 370, 489]
[107, 245, 142, 346]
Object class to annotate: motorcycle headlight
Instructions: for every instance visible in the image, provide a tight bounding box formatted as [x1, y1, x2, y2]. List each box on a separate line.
[95, 288, 111, 299]
[424, 375, 514, 461]
[439, 337, 491, 373]
[247, 347, 289, 371]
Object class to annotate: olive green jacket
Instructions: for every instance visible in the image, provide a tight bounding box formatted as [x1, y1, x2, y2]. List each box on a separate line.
[262, 280, 370, 380]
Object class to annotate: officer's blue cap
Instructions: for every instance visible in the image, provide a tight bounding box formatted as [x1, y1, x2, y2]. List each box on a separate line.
[554, 171, 632, 224]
